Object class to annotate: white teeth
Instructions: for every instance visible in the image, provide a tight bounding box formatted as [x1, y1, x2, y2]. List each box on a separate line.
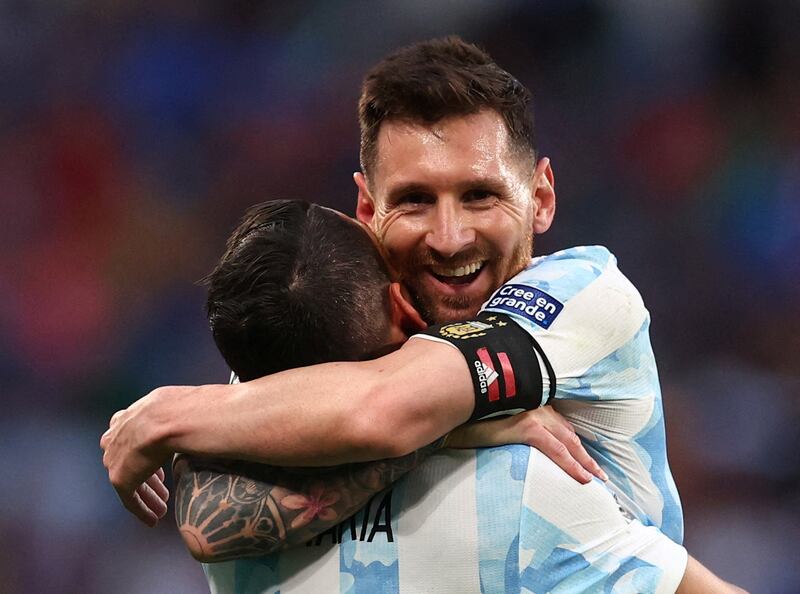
[431, 260, 484, 278]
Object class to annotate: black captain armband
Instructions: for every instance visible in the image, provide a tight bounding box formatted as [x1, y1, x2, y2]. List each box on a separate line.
[415, 312, 556, 422]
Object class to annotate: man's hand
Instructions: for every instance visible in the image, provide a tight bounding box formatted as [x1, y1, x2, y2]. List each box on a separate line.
[133, 468, 170, 526]
[100, 391, 173, 526]
[445, 406, 607, 484]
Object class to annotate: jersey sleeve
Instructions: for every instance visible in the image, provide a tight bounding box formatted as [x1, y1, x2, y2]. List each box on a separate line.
[518, 449, 687, 594]
[482, 246, 685, 544]
[480, 246, 650, 405]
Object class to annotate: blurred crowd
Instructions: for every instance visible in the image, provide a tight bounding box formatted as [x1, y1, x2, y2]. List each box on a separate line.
[0, 2, 797, 592]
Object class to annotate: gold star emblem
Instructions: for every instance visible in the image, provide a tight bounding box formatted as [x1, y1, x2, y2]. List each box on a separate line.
[486, 316, 497, 321]
[497, 321, 507, 327]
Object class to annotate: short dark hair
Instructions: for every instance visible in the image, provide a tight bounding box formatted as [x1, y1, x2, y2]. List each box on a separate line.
[203, 200, 393, 381]
[358, 36, 536, 175]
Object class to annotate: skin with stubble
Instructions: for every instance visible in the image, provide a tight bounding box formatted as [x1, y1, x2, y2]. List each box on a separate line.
[355, 109, 556, 323]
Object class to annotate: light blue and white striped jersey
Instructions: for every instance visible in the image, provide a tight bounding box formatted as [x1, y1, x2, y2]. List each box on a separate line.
[204, 245, 686, 593]
[204, 447, 686, 594]
[480, 246, 683, 544]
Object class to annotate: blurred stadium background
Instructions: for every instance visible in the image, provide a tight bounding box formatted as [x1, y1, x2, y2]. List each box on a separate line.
[1, 1, 798, 592]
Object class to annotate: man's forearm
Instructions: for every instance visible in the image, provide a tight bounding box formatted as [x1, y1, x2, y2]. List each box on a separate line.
[145, 340, 473, 466]
[174, 438, 445, 562]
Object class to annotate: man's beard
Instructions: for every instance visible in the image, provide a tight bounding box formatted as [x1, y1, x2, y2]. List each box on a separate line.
[399, 234, 534, 325]
[407, 286, 474, 325]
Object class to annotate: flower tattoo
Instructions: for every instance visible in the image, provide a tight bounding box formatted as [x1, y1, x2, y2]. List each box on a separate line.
[281, 483, 342, 528]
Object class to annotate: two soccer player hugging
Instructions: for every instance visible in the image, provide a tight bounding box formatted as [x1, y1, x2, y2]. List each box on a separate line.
[101, 37, 746, 593]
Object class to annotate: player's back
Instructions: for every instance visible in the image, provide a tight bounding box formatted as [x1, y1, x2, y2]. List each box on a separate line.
[203, 445, 686, 594]
[204, 448, 497, 594]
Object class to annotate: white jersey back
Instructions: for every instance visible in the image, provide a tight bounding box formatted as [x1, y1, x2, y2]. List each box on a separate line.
[204, 446, 686, 593]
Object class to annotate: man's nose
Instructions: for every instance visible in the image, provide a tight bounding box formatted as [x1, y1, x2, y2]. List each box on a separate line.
[424, 203, 476, 258]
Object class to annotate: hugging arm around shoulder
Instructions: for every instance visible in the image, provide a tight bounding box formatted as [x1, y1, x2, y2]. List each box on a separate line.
[171, 320, 566, 561]
[162, 338, 473, 468]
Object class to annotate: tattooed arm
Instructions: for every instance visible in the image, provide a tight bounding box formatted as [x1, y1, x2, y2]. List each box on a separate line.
[172, 406, 601, 562]
[173, 438, 444, 562]
[173, 407, 601, 562]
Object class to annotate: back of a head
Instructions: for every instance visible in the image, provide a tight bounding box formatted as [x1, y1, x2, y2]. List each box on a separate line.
[358, 35, 536, 175]
[204, 200, 393, 381]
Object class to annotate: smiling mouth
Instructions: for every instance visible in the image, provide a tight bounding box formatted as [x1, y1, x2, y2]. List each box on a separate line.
[429, 260, 485, 285]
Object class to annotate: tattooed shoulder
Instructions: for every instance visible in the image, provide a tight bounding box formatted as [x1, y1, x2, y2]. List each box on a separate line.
[174, 456, 288, 561]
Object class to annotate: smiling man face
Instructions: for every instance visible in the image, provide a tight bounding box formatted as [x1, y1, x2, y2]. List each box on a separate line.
[356, 109, 555, 323]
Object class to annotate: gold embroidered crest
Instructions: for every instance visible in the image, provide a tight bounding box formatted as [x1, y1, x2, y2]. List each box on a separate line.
[438, 320, 493, 340]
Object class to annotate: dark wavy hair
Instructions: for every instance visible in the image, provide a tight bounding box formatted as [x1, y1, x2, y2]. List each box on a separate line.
[203, 200, 392, 381]
[358, 36, 536, 176]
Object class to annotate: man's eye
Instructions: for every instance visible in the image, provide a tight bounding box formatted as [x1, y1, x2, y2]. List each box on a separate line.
[464, 189, 495, 202]
[399, 193, 433, 205]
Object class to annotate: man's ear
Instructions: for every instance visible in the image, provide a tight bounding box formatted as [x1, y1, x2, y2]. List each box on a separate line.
[531, 157, 556, 234]
[354, 172, 376, 225]
[389, 282, 426, 337]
